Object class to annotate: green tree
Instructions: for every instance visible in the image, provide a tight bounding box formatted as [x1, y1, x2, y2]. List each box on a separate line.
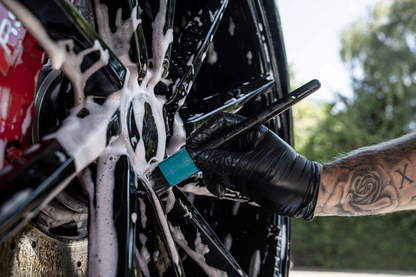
[302, 0, 416, 163]
[292, 0, 416, 271]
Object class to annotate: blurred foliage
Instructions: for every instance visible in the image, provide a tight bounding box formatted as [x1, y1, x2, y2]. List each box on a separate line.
[290, 0, 416, 271]
[292, 212, 416, 270]
[290, 64, 327, 155]
[292, 100, 327, 154]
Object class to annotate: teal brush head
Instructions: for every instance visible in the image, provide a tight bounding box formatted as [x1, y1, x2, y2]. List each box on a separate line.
[150, 148, 199, 195]
[159, 148, 199, 186]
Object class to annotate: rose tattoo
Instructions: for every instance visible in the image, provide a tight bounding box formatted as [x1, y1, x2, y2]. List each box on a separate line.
[323, 164, 399, 215]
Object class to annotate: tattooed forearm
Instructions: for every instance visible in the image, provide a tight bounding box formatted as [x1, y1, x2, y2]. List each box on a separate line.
[315, 132, 416, 216]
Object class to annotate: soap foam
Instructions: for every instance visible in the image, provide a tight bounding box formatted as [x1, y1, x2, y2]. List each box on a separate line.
[2, 0, 233, 275]
[170, 224, 228, 277]
[0, 87, 11, 120]
[248, 250, 261, 277]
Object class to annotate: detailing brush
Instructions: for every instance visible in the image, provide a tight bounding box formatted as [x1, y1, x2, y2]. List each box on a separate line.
[149, 79, 321, 196]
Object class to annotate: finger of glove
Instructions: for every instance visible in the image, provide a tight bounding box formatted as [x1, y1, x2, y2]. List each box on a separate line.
[197, 149, 254, 179]
[225, 176, 266, 205]
[202, 174, 225, 199]
[186, 113, 245, 149]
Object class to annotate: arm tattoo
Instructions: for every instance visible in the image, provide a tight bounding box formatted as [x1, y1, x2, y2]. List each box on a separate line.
[395, 164, 413, 189]
[315, 132, 416, 216]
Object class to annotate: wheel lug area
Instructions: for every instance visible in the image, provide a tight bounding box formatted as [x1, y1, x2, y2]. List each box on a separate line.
[137, 62, 147, 84]
[161, 58, 169, 79]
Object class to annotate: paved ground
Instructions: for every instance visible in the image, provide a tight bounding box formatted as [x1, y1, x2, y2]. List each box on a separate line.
[290, 269, 416, 277]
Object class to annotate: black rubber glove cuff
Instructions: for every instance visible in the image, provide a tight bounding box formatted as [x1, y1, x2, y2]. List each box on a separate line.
[294, 161, 321, 221]
[260, 159, 321, 221]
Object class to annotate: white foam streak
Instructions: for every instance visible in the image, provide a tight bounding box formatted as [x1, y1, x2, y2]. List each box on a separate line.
[0, 188, 32, 217]
[232, 202, 241, 216]
[162, 189, 176, 214]
[21, 101, 33, 135]
[60, 40, 109, 104]
[166, 113, 186, 156]
[139, 233, 151, 265]
[45, 99, 119, 171]
[138, 198, 147, 228]
[2, 0, 66, 70]
[246, 51, 253, 66]
[87, 151, 120, 277]
[207, 42, 218, 65]
[135, 247, 151, 277]
[248, 250, 261, 277]
[0, 87, 11, 119]
[141, 177, 180, 267]
[228, 17, 235, 36]
[148, 0, 174, 86]
[94, 1, 141, 65]
[181, 183, 212, 196]
[187, 113, 204, 121]
[223, 233, 232, 251]
[150, 95, 167, 162]
[179, 198, 192, 219]
[170, 225, 228, 277]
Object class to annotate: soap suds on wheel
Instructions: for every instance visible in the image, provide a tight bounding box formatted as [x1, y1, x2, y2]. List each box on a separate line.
[2, 0, 233, 276]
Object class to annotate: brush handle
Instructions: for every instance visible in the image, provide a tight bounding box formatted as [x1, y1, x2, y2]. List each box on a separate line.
[191, 79, 321, 155]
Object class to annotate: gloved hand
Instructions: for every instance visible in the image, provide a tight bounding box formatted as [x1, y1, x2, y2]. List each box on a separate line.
[186, 113, 321, 220]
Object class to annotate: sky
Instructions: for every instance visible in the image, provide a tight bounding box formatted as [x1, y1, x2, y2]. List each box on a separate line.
[278, 0, 380, 102]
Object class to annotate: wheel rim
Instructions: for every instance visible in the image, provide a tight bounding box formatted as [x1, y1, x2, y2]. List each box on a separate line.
[0, 0, 292, 276]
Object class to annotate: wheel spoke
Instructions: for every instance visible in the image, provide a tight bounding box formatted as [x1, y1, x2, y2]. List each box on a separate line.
[164, 0, 229, 138]
[161, 0, 176, 78]
[168, 187, 247, 276]
[180, 75, 274, 130]
[246, 0, 271, 73]
[93, 0, 148, 83]
[136, 179, 185, 276]
[0, 139, 76, 242]
[108, 155, 137, 276]
[135, 18, 149, 83]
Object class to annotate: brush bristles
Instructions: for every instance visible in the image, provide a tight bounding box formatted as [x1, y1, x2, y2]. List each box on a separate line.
[148, 166, 171, 196]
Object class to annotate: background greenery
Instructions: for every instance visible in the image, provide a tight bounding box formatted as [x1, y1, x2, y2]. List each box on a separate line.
[290, 0, 416, 271]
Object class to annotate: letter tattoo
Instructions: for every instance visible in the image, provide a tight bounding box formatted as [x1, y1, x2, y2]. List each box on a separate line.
[395, 164, 413, 189]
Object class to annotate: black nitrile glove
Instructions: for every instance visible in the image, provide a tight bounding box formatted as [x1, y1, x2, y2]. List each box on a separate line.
[186, 113, 321, 220]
